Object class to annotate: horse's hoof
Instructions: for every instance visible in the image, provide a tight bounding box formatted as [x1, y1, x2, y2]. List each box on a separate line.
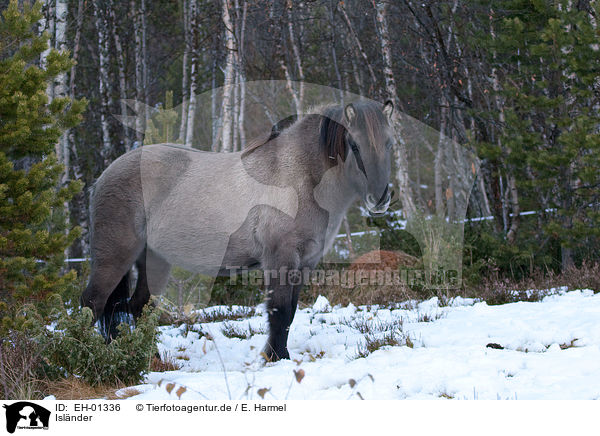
[262, 346, 290, 362]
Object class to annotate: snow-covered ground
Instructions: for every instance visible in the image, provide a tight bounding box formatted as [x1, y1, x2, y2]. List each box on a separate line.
[120, 289, 600, 400]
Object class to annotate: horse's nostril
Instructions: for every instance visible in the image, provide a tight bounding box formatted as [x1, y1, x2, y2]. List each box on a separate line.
[367, 194, 376, 204]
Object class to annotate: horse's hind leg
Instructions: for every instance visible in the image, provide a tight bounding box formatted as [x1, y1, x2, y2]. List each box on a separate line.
[81, 256, 138, 341]
[129, 248, 171, 319]
[99, 272, 131, 340]
[81, 239, 145, 340]
[81, 264, 130, 323]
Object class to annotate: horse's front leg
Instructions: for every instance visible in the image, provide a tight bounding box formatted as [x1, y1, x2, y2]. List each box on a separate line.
[262, 249, 303, 361]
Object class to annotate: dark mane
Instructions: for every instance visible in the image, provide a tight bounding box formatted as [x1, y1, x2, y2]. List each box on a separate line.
[319, 101, 389, 167]
[319, 106, 348, 165]
[242, 114, 299, 156]
[242, 101, 389, 164]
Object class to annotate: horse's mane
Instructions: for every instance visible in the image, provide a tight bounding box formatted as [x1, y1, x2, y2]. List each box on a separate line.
[242, 114, 299, 155]
[241, 101, 389, 165]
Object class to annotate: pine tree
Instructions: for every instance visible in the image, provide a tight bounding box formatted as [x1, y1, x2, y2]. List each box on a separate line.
[0, 0, 86, 333]
[144, 91, 179, 144]
[482, 0, 600, 270]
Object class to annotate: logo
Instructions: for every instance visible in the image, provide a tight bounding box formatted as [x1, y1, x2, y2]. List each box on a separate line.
[2, 402, 50, 433]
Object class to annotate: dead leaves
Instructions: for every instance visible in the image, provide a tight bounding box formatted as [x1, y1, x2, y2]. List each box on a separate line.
[348, 374, 374, 400]
[176, 386, 187, 399]
[294, 369, 305, 383]
[257, 387, 270, 399]
[157, 379, 187, 399]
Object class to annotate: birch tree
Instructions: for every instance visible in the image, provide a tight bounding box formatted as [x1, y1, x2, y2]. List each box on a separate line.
[109, 1, 132, 152]
[233, 0, 247, 150]
[339, 1, 377, 91]
[53, 0, 68, 183]
[93, 0, 112, 165]
[68, 0, 84, 166]
[284, 0, 304, 113]
[371, 0, 416, 219]
[178, 0, 190, 143]
[185, 0, 198, 147]
[39, 0, 54, 100]
[220, 0, 236, 152]
[131, 0, 145, 145]
[489, 12, 520, 244]
[141, 0, 149, 127]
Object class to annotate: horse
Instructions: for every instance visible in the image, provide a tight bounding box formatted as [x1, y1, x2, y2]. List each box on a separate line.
[80, 99, 395, 361]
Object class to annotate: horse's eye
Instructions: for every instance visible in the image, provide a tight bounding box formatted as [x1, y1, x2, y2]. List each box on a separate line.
[385, 139, 394, 150]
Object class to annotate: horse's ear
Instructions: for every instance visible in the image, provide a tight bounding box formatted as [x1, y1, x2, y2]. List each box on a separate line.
[383, 100, 394, 120]
[344, 103, 356, 125]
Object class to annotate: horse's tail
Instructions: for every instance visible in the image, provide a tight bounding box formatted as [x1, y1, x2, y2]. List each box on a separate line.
[98, 271, 131, 343]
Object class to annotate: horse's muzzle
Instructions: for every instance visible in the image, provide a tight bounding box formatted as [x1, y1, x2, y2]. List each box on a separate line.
[365, 185, 392, 216]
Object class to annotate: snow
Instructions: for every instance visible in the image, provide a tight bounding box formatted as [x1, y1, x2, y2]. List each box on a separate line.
[116, 289, 600, 400]
[312, 295, 332, 313]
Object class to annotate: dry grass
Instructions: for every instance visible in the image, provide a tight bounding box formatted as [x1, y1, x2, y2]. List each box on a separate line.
[304, 256, 600, 309]
[0, 333, 46, 400]
[116, 387, 143, 399]
[559, 338, 580, 350]
[345, 316, 412, 360]
[220, 321, 266, 339]
[558, 262, 600, 293]
[158, 305, 256, 328]
[1, 332, 150, 401]
[150, 353, 180, 372]
[353, 331, 409, 359]
[470, 262, 600, 305]
[340, 317, 404, 334]
[42, 377, 131, 400]
[196, 306, 256, 323]
[417, 311, 444, 323]
[305, 273, 422, 307]
[349, 250, 421, 271]
[303, 250, 440, 307]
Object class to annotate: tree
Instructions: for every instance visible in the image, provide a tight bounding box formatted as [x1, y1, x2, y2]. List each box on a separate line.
[486, 0, 600, 270]
[0, 0, 85, 332]
[220, 0, 236, 152]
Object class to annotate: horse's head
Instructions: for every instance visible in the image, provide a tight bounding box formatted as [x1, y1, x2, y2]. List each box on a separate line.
[338, 100, 395, 216]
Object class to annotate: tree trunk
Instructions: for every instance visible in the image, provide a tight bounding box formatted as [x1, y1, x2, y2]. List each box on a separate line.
[238, 69, 246, 148]
[343, 216, 354, 259]
[506, 174, 520, 243]
[434, 99, 447, 217]
[221, 0, 236, 152]
[39, 0, 55, 101]
[178, 0, 190, 143]
[109, 2, 132, 152]
[69, 0, 84, 105]
[339, 1, 377, 89]
[210, 36, 220, 149]
[93, 0, 112, 166]
[131, 0, 145, 145]
[141, 0, 149, 127]
[68, 0, 85, 257]
[232, 66, 240, 151]
[329, 0, 344, 104]
[347, 35, 365, 96]
[285, 0, 304, 113]
[561, 246, 574, 271]
[237, 0, 247, 149]
[185, 0, 198, 148]
[491, 14, 520, 242]
[371, 0, 416, 219]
